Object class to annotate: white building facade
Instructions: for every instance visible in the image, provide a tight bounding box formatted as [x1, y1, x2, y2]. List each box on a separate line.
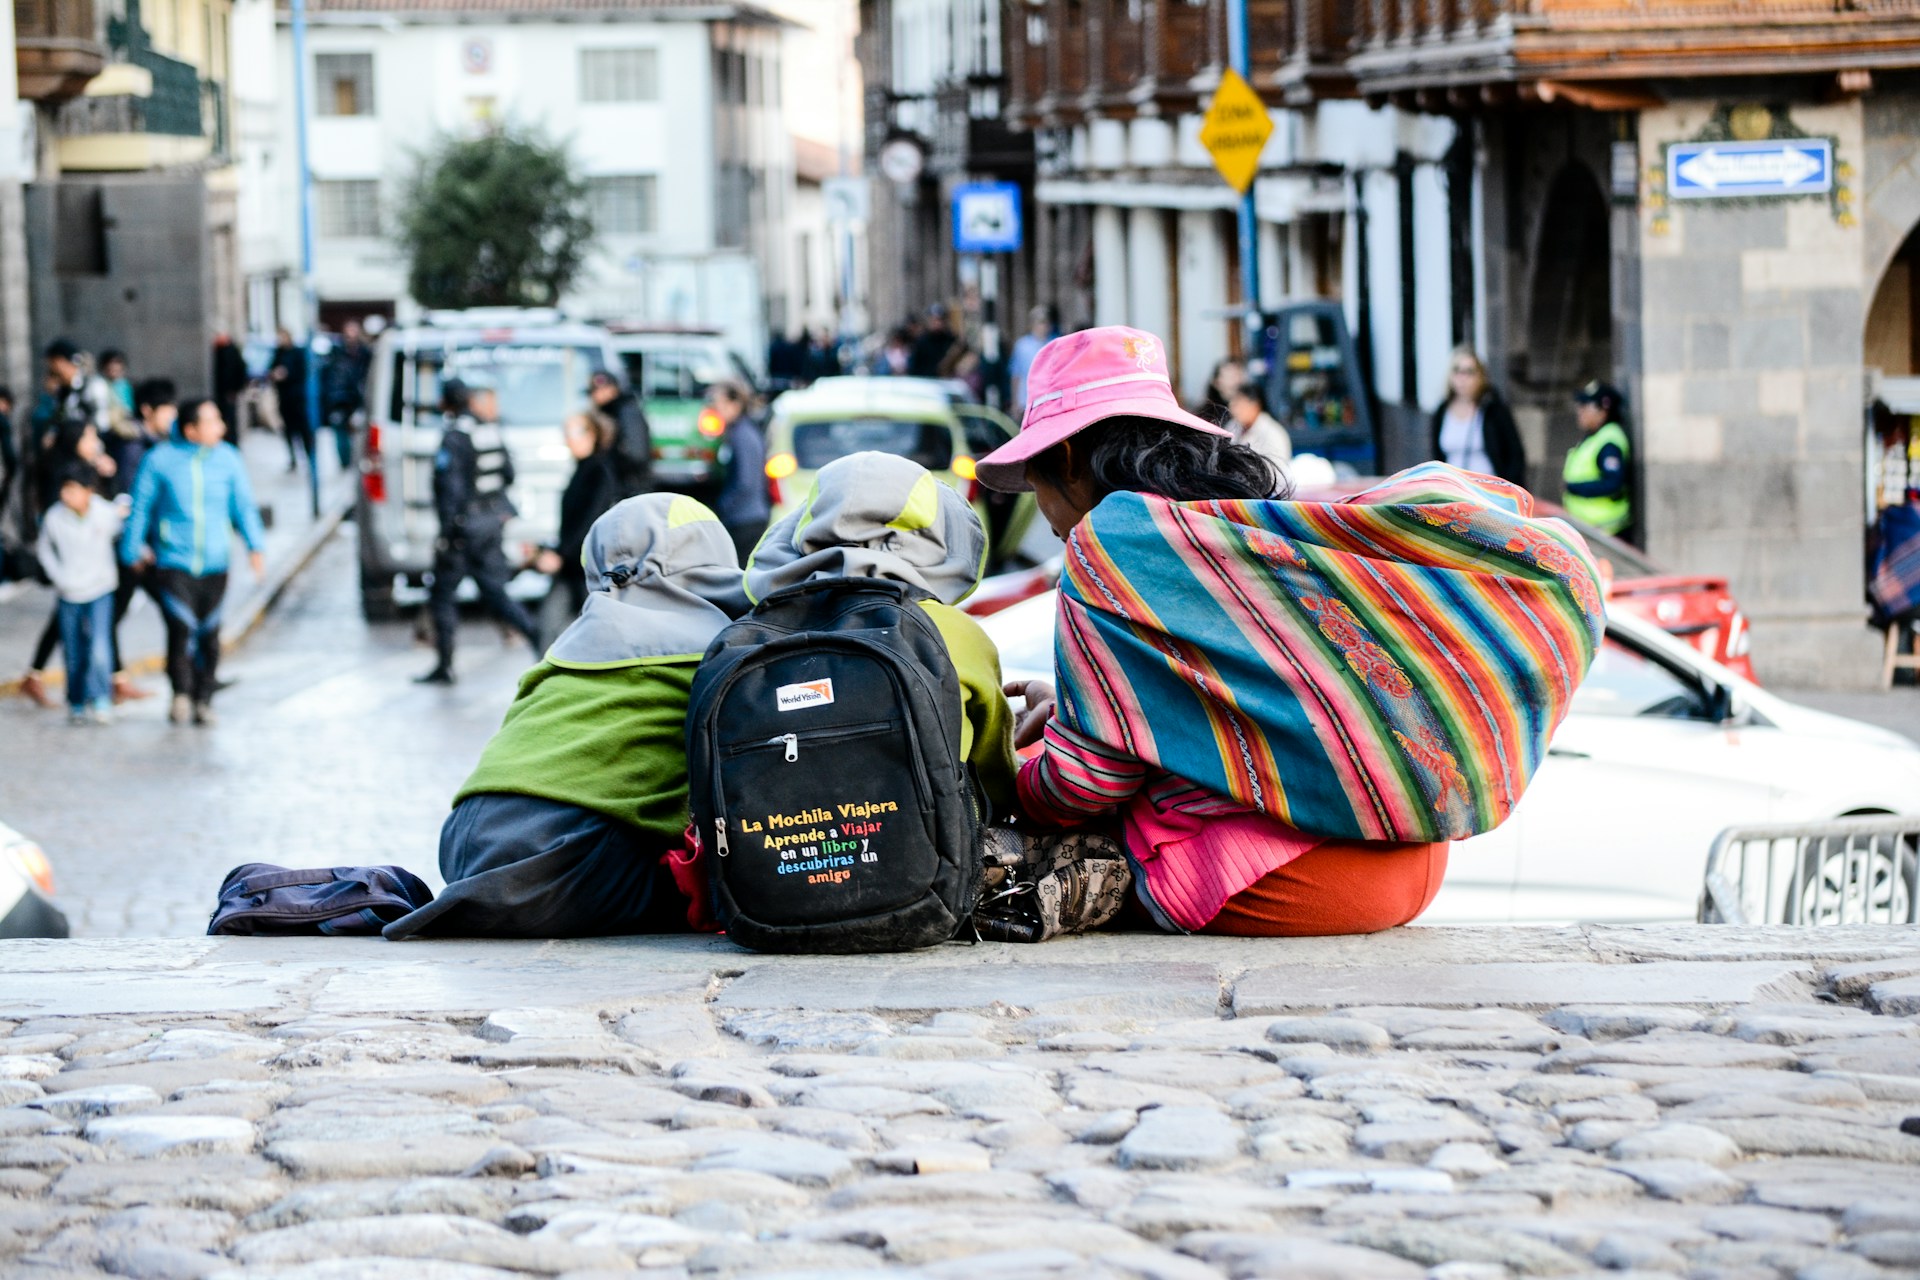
[263, 0, 794, 340]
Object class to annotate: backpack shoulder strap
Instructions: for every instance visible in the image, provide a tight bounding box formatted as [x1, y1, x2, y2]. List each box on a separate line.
[226, 867, 341, 894]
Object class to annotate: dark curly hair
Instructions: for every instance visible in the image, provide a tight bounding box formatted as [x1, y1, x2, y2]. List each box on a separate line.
[1030, 415, 1288, 504]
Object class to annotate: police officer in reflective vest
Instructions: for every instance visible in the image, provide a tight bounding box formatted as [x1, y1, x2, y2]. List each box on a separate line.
[1563, 380, 1633, 540]
[417, 377, 541, 685]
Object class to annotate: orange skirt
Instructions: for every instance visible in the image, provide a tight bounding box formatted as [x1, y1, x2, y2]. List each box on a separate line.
[1200, 838, 1449, 937]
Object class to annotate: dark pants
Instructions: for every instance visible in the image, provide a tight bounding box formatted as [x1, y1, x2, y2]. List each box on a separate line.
[154, 567, 227, 702]
[427, 534, 538, 670]
[383, 793, 690, 939]
[281, 404, 314, 471]
[57, 593, 114, 710]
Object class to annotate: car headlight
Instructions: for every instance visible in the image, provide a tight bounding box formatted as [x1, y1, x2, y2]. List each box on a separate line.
[3, 840, 54, 897]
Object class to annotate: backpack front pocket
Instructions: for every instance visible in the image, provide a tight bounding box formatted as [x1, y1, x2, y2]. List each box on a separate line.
[715, 718, 936, 927]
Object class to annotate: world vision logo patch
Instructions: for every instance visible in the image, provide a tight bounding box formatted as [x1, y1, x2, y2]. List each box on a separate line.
[776, 679, 835, 712]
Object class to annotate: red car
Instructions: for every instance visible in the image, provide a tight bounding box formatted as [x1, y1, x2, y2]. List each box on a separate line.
[965, 486, 1757, 683]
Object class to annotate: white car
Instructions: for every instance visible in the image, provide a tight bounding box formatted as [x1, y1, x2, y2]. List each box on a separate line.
[0, 820, 67, 938]
[981, 594, 1920, 925]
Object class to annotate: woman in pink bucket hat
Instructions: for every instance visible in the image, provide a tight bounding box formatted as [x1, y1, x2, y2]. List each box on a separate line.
[973, 325, 1604, 939]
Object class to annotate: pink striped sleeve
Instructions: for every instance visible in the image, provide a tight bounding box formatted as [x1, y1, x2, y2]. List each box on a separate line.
[1017, 720, 1147, 827]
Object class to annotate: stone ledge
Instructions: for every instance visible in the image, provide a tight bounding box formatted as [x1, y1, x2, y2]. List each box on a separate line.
[1, 926, 1914, 1019]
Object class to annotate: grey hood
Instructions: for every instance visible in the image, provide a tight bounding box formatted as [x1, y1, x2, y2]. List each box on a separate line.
[744, 451, 987, 606]
[546, 494, 748, 666]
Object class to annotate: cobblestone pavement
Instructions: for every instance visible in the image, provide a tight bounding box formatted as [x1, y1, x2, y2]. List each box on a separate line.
[0, 525, 530, 937]
[1, 926, 1919, 1278]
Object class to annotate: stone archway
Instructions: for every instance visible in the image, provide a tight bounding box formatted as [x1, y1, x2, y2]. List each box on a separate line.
[1866, 221, 1920, 378]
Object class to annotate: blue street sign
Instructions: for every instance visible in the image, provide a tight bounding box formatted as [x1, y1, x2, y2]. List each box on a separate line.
[1668, 139, 1833, 200]
[952, 182, 1023, 254]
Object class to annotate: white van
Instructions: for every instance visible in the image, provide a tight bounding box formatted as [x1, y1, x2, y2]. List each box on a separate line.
[356, 309, 621, 619]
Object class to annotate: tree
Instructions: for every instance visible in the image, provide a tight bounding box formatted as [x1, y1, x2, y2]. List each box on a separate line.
[396, 126, 595, 310]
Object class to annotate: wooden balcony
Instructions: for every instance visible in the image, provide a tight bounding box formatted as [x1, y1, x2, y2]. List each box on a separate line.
[1343, 0, 1920, 101]
[16, 0, 108, 102]
[1004, 0, 1920, 125]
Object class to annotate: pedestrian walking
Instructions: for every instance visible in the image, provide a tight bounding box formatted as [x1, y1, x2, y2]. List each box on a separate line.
[708, 380, 770, 562]
[119, 398, 266, 726]
[36, 466, 125, 725]
[1563, 379, 1633, 539]
[0, 385, 19, 567]
[269, 328, 314, 474]
[1009, 306, 1055, 412]
[585, 370, 652, 498]
[384, 494, 746, 940]
[973, 325, 1603, 938]
[32, 340, 114, 449]
[18, 419, 116, 709]
[321, 319, 374, 469]
[534, 411, 623, 616]
[416, 378, 541, 686]
[907, 306, 957, 378]
[1226, 382, 1293, 475]
[1430, 346, 1527, 488]
[211, 333, 250, 436]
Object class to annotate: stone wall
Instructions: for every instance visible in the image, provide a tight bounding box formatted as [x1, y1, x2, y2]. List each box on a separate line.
[1636, 98, 1884, 687]
[26, 174, 217, 401]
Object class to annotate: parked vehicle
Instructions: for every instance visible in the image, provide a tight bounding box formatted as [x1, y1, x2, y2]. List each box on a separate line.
[0, 820, 67, 939]
[981, 597, 1920, 924]
[357, 309, 618, 620]
[1290, 480, 1758, 682]
[763, 377, 1039, 571]
[605, 325, 760, 496]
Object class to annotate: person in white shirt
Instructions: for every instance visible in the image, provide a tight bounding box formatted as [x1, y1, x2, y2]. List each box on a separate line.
[1226, 382, 1293, 476]
[35, 467, 125, 724]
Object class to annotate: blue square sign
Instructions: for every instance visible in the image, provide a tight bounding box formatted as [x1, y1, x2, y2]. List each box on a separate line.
[952, 182, 1023, 254]
[1668, 139, 1833, 200]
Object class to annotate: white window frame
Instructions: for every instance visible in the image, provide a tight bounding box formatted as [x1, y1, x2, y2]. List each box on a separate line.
[579, 48, 660, 104]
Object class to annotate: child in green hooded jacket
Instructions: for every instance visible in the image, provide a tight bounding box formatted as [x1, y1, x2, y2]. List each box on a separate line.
[743, 451, 1019, 816]
[385, 493, 746, 939]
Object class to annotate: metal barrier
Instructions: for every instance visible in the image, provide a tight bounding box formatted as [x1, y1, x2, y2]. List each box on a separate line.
[1700, 816, 1920, 926]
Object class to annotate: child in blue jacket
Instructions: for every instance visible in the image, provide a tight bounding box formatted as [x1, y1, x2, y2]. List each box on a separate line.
[119, 398, 265, 726]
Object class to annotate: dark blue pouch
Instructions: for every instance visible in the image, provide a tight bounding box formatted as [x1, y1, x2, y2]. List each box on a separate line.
[209, 863, 434, 936]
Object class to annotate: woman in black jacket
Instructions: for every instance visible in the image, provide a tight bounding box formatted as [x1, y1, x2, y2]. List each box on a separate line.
[1430, 346, 1527, 489]
[536, 411, 624, 615]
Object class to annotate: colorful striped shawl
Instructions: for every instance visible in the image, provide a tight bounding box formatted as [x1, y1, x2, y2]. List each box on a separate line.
[1054, 463, 1605, 843]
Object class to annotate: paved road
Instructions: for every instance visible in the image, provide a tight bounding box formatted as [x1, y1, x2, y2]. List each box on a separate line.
[2, 927, 1920, 1277]
[0, 524, 527, 937]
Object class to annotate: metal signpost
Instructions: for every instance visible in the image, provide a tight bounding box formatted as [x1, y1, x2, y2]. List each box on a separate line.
[953, 182, 1024, 409]
[1202, 0, 1271, 344]
[291, 0, 322, 517]
[1667, 139, 1834, 200]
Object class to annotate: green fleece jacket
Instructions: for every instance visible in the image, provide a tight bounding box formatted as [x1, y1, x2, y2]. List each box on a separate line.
[456, 608, 1016, 839]
[924, 600, 1019, 820]
[456, 657, 699, 844]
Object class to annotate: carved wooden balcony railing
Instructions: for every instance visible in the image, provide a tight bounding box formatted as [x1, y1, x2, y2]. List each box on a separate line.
[1344, 0, 1920, 100]
[1006, 0, 1920, 125]
[16, 0, 107, 102]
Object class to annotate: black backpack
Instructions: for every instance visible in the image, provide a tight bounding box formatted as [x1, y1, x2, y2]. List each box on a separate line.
[687, 578, 983, 953]
[208, 863, 435, 936]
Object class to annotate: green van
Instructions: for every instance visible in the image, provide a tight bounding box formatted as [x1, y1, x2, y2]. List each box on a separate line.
[763, 377, 1037, 571]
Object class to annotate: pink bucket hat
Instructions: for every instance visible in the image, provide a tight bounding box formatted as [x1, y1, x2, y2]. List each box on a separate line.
[975, 325, 1231, 493]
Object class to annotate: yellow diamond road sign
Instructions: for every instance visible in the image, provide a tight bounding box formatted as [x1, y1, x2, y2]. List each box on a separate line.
[1200, 68, 1273, 195]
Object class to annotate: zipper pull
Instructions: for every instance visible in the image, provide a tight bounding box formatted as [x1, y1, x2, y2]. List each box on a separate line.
[768, 733, 798, 762]
[714, 817, 731, 858]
